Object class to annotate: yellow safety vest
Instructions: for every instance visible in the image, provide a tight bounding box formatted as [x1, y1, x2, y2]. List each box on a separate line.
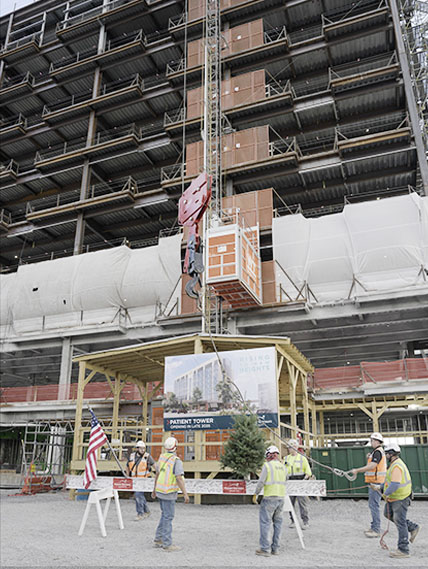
[286, 454, 312, 477]
[263, 460, 287, 497]
[155, 452, 179, 494]
[384, 458, 412, 501]
[128, 452, 150, 478]
[365, 448, 387, 483]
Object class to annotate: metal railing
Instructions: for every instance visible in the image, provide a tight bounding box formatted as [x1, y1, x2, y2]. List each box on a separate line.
[3, 32, 41, 52]
[1, 72, 34, 90]
[0, 160, 19, 177]
[264, 26, 287, 44]
[0, 209, 12, 225]
[335, 114, 409, 146]
[0, 113, 27, 130]
[269, 136, 300, 158]
[322, 0, 386, 26]
[49, 30, 144, 73]
[288, 24, 323, 46]
[56, 0, 138, 32]
[329, 52, 398, 84]
[161, 163, 183, 183]
[35, 124, 140, 162]
[26, 177, 137, 214]
[42, 74, 144, 116]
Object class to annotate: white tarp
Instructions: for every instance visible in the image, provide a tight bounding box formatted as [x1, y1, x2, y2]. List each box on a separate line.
[0, 235, 182, 337]
[273, 194, 428, 303]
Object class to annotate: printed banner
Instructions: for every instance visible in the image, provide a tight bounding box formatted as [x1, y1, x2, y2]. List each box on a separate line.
[163, 347, 278, 431]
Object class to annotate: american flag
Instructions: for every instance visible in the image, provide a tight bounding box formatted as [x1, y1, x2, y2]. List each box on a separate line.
[83, 410, 108, 489]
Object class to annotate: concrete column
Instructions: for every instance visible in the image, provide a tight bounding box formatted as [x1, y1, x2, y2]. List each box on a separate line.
[0, 13, 14, 87]
[73, 160, 91, 254]
[390, 0, 428, 194]
[58, 337, 72, 400]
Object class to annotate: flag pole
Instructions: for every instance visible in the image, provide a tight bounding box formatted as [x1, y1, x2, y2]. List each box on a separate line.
[87, 406, 128, 478]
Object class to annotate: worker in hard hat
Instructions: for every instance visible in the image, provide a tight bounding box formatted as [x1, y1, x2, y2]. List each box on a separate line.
[350, 432, 386, 538]
[285, 439, 312, 530]
[126, 440, 155, 521]
[151, 436, 189, 551]
[253, 445, 287, 557]
[380, 443, 420, 559]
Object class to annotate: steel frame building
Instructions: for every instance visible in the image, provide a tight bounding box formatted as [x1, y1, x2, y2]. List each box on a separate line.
[1, 0, 428, 463]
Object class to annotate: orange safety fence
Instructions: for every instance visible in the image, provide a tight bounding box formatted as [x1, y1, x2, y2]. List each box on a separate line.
[312, 358, 428, 390]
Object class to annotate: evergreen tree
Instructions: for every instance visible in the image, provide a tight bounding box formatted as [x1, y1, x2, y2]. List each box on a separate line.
[220, 414, 267, 479]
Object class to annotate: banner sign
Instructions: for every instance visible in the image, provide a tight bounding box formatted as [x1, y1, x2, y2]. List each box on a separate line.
[163, 347, 278, 431]
[67, 475, 326, 497]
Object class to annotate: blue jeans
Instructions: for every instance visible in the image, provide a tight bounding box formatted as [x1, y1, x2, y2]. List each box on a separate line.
[289, 496, 309, 525]
[135, 491, 149, 515]
[368, 487, 382, 533]
[384, 497, 418, 554]
[259, 497, 284, 553]
[155, 498, 176, 548]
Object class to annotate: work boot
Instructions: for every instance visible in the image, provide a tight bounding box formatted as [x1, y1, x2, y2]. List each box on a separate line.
[271, 550, 279, 556]
[364, 529, 380, 538]
[302, 522, 309, 530]
[153, 539, 163, 548]
[255, 549, 271, 557]
[389, 550, 410, 558]
[143, 511, 151, 519]
[163, 545, 182, 552]
[289, 522, 295, 528]
[409, 526, 420, 543]
[134, 515, 143, 521]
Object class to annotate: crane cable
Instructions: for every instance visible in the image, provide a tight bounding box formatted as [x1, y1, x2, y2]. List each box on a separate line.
[206, 331, 357, 481]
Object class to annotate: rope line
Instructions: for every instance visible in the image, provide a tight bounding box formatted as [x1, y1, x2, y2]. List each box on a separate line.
[206, 331, 356, 481]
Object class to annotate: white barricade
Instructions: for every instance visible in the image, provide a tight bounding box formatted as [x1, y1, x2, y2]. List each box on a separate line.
[78, 487, 124, 538]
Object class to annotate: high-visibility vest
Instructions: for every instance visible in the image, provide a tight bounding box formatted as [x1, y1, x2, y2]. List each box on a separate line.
[128, 452, 150, 478]
[365, 448, 387, 483]
[286, 454, 312, 477]
[384, 458, 412, 501]
[263, 460, 287, 497]
[155, 452, 179, 494]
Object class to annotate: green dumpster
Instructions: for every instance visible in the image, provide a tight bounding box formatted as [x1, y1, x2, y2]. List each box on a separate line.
[310, 445, 428, 498]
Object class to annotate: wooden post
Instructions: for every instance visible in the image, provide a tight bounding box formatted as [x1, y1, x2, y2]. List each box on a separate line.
[311, 401, 318, 447]
[112, 374, 121, 441]
[70, 362, 86, 499]
[319, 410, 325, 447]
[286, 362, 298, 435]
[302, 373, 310, 450]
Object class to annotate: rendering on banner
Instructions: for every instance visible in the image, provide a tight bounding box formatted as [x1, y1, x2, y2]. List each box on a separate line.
[163, 347, 278, 430]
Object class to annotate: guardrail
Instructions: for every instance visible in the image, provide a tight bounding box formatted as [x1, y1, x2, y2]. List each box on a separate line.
[0, 113, 27, 130]
[56, 0, 139, 32]
[1, 71, 34, 90]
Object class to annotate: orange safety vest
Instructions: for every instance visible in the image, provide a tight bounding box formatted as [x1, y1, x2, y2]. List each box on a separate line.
[128, 452, 150, 478]
[365, 447, 387, 483]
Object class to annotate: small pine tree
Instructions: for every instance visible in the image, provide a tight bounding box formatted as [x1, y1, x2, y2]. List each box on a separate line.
[220, 414, 267, 479]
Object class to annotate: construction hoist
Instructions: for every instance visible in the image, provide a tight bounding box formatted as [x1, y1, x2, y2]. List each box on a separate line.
[178, 172, 212, 299]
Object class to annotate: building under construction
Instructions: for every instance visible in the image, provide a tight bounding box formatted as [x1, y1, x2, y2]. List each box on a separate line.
[0, 0, 427, 486]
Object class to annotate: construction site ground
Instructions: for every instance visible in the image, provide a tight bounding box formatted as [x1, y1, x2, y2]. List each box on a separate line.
[1, 490, 427, 568]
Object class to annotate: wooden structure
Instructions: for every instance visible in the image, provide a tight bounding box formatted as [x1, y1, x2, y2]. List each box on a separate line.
[71, 334, 314, 495]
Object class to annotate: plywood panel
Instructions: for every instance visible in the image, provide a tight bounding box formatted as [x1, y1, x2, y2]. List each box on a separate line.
[188, 0, 205, 22]
[187, 38, 204, 69]
[262, 260, 276, 304]
[223, 188, 273, 229]
[187, 86, 203, 120]
[186, 140, 204, 176]
[226, 19, 264, 55]
[181, 274, 198, 314]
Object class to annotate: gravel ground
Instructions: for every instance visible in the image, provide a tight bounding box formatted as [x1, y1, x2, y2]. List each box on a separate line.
[1, 490, 427, 569]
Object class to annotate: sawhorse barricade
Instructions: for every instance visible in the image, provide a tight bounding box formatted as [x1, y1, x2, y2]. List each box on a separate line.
[68, 475, 325, 547]
[78, 487, 124, 538]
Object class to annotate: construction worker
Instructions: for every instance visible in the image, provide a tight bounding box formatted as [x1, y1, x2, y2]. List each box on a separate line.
[350, 432, 386, 537]
[380, 443, 420, 559]
[126, 440, 155, 520]
[285, 439, 312, 529]
[151, 436, 189, 551]
[253, 445, 287, 557]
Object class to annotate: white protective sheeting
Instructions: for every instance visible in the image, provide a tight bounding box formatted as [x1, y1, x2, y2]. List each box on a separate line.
[273, 194, 428, 303]
[1, 235, 182, 336]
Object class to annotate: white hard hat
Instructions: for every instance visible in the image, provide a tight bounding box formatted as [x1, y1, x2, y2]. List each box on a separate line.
[384, 443, 401, 454]
[164, 436, 178, 451]
[135, 440, 146, 448]
[288, 439, 299, 449]
[265, 445, 280, 456]
[370, 432, 384, 443]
